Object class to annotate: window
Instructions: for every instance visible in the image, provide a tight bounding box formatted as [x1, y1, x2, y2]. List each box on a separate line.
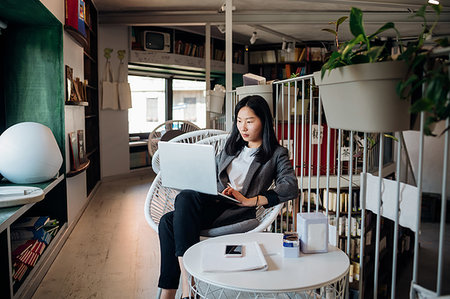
[173, 79, 206, 128]
[128, 76, 165, 134]
[146, 97, 158, 122]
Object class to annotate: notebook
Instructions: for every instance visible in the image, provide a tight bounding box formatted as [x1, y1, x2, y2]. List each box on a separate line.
[158, 141, 240, 204]
[201, 241, 268, 272]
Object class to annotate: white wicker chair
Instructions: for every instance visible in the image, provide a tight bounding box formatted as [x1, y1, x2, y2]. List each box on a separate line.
[147, 120, 200, 157]
[144, 134, 282, 236]
[146, 134, 283, 299]
[151, 129, 226, 174]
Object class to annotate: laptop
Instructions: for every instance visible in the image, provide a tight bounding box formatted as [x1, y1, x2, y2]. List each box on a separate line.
[158, 141, 240, 204]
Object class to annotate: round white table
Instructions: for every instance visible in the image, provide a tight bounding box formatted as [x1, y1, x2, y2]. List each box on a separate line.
[183, 232, 349, 298]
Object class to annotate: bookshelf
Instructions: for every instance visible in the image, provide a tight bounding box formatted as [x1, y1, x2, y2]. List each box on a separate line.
[129, 26, 248, 74]
[82, 0, 100, 196]
[65, 0, 99, 196]
[248, 44, 325, 80]
[0, 1, 69, 297]
[299, 183, 414, 298]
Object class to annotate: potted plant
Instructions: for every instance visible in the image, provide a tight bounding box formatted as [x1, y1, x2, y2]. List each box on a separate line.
[314, 3, 448, 135]
[396, 5, 449, 136]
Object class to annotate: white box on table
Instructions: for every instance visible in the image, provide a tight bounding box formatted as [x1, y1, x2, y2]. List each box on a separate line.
[297, 212, 328, 253]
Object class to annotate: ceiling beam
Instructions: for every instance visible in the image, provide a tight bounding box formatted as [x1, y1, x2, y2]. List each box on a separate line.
[99, 11, 450, 26]
[290, 0, 427, 10]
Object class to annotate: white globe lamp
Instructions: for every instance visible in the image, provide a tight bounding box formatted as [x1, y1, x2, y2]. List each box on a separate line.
[0, 122, 63, 184]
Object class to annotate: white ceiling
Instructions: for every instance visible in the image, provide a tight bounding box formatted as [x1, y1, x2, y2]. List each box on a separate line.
[95, 0, 450, 46]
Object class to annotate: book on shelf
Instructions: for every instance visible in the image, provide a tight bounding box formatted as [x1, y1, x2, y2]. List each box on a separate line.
[10, 218, 60, 282]
[310, 47, 324, 61]
[297, 47, 306, 62]
[243, 73, 266, 86]
[13, 216, 50, 231]
[325, 190, 361, 213]
[249, 50, 276, 64]
[300, 190, 322, 210]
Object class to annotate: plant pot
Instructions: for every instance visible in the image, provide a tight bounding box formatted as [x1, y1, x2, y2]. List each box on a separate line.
[236, 85, 273, 114]
[313, 60, 410, 133]
[276, 86, 310, 120]
[207, 90, 225, 114]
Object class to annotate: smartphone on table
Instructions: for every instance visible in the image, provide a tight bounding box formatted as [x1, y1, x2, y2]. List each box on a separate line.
[224, 244, 243, 257]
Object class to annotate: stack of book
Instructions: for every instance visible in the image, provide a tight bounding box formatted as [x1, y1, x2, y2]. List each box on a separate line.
[10, 216, 60, 283]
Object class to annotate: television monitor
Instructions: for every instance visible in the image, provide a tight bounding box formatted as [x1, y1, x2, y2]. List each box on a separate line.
[143, 31, 170, 52]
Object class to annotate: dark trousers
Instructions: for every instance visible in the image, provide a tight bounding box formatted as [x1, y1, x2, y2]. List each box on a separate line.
[157, 190, 234, 289]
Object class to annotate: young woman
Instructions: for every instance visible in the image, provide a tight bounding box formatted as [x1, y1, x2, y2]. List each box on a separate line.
[158, 95, 299, 299]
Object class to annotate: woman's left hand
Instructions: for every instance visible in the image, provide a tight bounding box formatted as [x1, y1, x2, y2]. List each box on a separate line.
[222, 186, 256, 207]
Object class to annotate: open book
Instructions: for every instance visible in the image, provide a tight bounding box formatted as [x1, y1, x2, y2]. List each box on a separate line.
[201, 241, 268, 272]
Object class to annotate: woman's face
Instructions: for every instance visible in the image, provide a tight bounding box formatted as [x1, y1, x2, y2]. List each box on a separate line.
[236, 106, 263, 148]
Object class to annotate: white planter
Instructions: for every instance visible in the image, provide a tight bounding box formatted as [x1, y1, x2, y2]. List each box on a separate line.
[207, 90, 225, 114]
[313, 60, 410, 133]
[236, 85, 273, 114]
[276, 86, 309, 120]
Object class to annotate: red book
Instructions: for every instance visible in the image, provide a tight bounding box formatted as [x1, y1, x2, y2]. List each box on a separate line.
[65, 0, 79, 29]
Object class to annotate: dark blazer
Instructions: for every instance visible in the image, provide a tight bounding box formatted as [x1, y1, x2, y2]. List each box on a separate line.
[212, 144, 299, 227]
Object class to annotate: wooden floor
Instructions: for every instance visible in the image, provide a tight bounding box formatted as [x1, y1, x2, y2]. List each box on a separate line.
[31, 170, 449, 298]
[32, 171, 159, 299]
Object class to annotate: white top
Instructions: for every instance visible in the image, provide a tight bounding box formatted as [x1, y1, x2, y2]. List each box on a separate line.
[183, 232, 349, 293]
[226, 146, 258, 192]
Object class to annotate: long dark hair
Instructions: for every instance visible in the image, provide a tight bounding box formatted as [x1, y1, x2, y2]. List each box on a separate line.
[224, 95, 278, 163]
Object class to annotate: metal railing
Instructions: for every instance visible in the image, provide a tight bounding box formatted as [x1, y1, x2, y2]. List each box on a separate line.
[216, 63, 448, 297]
[270, 67, 449, 298]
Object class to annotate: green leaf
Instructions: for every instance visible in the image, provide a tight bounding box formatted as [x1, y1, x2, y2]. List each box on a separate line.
[415, 5, 427, 19]
[341, 34, 365, 59]
[366, 46, 385, 62]
[430, 3, 442, 15]
[349, 7, 366, 39]
[350, 55, 370, 64]
[410, 97, 433, 113]
[336, 16, 348, 27]
[383, 134, 398, 142]
[435, 37, 449, 47]
[322, 28, 337, 36]
[411, 54, 426, 71]
[367, 22, 396, 40]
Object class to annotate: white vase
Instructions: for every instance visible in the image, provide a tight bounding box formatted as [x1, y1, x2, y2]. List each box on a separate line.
[207, 90, 225, 114]
[313, 60, 410, 133]
[236, 85, 273, 114]
[0, 122, 63, 183]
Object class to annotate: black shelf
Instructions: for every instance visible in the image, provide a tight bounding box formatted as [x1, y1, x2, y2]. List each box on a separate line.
[67, 160, 90, 178]
[64, 25, 88, 48]
[83, 51, 96, 63]
[85, 114, 98, 119]
[82, 0, 100, 196]
[86, 148, 99, 159]
[65, 101, 89, 106]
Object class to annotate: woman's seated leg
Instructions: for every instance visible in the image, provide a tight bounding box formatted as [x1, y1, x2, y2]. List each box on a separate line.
[158, 212, 181, 291]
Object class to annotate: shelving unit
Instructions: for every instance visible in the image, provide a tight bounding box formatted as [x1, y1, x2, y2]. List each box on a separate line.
[0, 1, 68, 297]
[83, 0, 100, 196]
[248, 44, 324, 80]
[66, 160, 91, 178]
[63, 0, 99, 196]
[129, 26, 248, 75]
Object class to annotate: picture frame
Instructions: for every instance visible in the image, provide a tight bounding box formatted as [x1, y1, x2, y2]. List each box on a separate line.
[77, 130, 87, 164]
[68, 132, 80, 170]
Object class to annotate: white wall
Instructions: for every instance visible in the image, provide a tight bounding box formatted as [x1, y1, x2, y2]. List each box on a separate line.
[40, 0, 64, 23]
[403, 121, 450, 195]
[98, 25, 130, 178]
[41, 0, 89, 223]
